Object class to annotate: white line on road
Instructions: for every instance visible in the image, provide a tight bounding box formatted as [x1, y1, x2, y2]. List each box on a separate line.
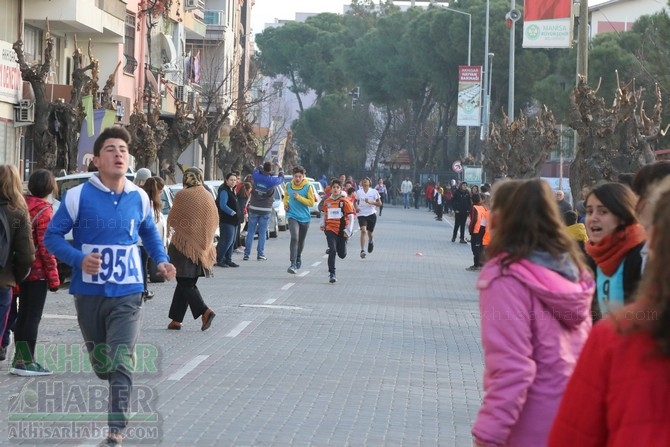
[281, 283, 294, 290]
[312, 261, 322, 266]
[167, 355, 209, 381]
[264, 298, 277, 304]
[43, 314, 78, 320]
[298, 270, 310, 277]
[226, 321, 251, 337]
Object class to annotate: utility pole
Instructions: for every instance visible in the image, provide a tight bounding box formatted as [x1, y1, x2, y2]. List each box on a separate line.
[508, 0, 516, 121]
[576, 0, 589, 82]
[481, 0, 490, 141]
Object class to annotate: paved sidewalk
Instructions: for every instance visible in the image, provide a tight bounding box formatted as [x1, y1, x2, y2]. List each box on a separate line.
[0, 205, 484, 446]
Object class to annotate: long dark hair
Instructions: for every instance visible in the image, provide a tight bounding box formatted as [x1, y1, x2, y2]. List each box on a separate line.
[620, 178, 670, 354]
[486, 178, 588, 273]
[585, 182, 638, 228]
[143, 176, 164, 222]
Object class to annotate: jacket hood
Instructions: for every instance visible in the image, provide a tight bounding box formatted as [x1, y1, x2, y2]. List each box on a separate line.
[478, 255, 595, 328]
[289, 178, 310, 189]
[25, 195, 51, 216]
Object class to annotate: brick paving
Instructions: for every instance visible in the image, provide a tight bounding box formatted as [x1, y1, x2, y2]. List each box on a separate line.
[0, 204, 484, 446]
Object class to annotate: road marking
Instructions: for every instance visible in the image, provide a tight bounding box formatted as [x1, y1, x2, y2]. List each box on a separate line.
[312, 261, 322, 266]
[167, 355, 209, 380]
[226, 321, 251, 337]
[240, 305, 305, 310]
[281, 283, 294, 290]
[264, 298, 277, 304]
[43, 314, 78, 320]
[298, 270, 310, 277]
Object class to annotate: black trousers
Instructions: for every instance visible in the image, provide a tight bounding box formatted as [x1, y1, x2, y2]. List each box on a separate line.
[169, 277, 207, 322]
[14, 280, 48, 364]
[325, 230, 347, 274]
[471, 230, 485, 267]
[453, 211, 468, 241]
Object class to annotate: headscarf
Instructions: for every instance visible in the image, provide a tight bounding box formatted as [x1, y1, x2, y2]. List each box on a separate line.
[183, 167, 203, 188]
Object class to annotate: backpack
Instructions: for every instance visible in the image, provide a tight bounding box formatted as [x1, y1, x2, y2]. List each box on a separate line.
[0, 206, 11, 271]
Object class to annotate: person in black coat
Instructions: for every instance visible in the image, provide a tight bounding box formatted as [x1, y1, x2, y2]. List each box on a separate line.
[452, 182, 471, 243]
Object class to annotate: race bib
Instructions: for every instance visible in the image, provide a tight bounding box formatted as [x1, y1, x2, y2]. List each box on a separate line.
[81, 244, 142, 285]
[328, 207, 343, 219]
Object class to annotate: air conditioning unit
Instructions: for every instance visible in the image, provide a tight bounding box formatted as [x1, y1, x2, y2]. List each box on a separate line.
[175, 84, 189, 102]
[14, 100, 35, 123]
[184, 0, 197, 10]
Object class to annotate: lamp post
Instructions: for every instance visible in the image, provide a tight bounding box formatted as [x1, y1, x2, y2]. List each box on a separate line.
[481, 0, 491, 141]
[433, 3, 472, 158]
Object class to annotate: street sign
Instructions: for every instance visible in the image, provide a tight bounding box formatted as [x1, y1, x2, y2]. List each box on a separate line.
[452, 160, 463, 173]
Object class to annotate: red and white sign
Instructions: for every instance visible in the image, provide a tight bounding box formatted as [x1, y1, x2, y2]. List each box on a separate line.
[452, 160, 463, 173]
[0, 40, 21, 104]
[523, 0, 573, 48]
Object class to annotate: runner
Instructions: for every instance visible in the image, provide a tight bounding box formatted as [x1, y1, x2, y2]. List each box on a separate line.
[283, 166, 315, 274]
[320, 179, 355, 283]
[355, 177, 382, 259]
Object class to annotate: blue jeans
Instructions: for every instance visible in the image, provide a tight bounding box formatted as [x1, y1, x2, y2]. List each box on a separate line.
[403, 193, 410, 208]
[216, 222, 237, 265]
[244, 213, 270, 257]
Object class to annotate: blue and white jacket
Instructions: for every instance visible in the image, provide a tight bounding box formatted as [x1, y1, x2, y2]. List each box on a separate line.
[44, 174, 169, 297]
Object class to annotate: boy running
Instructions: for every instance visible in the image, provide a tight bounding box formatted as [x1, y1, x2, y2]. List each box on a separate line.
[320, 180, 355, 283]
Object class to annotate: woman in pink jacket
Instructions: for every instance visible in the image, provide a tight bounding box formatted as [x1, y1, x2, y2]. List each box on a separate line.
[472, 179, 595, 447]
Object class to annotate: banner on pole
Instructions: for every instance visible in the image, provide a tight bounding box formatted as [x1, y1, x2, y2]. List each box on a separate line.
[457, 66, 482, 127]
[523, 0, 573, 48]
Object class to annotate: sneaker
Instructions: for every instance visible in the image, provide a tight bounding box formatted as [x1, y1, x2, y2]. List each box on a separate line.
[296, 257, 302, 269]
[142, 290, 155, 302]
[287, 264, 297, 274]
[466, 265, 481, 272]
[10, 362, 53, 377]
[325, 248, 330, 254]
[257, 255, 267, 261]
[0, 346, 6, 361]
[329, 273, 337, 283]
[234, 247, 245, 254]
[460, 239, 468, 244]
[243, 254, 250, 261]
[367, 241, 374, 253]
[451, 238, 456, 242]
[216, 262, 229, 268]
[97, 433, 123, 446]
[227, 262, 240, 268]
[360, 250, 366, 259]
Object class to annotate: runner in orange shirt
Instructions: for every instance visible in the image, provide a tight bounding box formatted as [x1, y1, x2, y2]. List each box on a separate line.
[319, 179, 355, 283]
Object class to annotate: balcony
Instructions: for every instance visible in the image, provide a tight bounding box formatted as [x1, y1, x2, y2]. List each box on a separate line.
[24, 0, 124, 40]
[204, 10, 227, 41]
[183, 1, 207, 39]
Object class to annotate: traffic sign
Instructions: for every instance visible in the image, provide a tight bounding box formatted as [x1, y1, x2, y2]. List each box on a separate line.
[452, 160, 463, 173]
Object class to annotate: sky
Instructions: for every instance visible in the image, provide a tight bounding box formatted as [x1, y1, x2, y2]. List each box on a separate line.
[251, 0, 348, 36]
[250, 0, 612, 36]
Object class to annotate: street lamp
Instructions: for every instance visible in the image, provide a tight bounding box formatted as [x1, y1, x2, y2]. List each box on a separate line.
[432, 2, 472, 157]
[481, 0, 491, 141]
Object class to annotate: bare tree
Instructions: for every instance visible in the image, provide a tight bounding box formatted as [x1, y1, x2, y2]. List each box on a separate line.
[569, 74, 665, 197]
[485, 106, 560, 179]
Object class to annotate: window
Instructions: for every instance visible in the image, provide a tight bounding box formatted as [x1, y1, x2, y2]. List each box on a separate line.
[123, 12, 137, 74]
[24, 25, 43, 64]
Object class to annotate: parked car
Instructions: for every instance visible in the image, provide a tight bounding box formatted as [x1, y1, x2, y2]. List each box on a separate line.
[269, 184, 288, 238]
[55, 170, 135, 200]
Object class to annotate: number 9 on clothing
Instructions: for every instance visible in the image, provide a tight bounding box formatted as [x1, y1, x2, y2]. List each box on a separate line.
[81, 244, 142, 284]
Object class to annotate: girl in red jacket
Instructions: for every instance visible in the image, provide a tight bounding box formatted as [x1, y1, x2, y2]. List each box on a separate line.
[10, 169, 60, 376]
[549, 177, 670, 447]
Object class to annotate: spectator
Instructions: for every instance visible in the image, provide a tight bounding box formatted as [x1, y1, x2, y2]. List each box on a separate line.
[0, 165, 35, 366]
[424, 181, 435, 211]
[215, 172, 241, 268]
[133, 167, 152, 187]
[472, 178, 594, 447]
[549, 177, 670, 447]
[584, 182, 645, 322]
[10, 170, 60, 376]
[244, 162, 284, 261]
[412, 182, 422, 209]
[400, 177, 413, 209]
[556, 190, 572, 215]
[166, 167, 219, 331]
[139, 176, 168, 300]
[466, 193, 487, 271]
[452, 182, 471, 243]
[374, 179, 388, 216]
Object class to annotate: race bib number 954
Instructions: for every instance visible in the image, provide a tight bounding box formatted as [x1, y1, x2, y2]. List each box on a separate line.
[81, 244, 142, 285]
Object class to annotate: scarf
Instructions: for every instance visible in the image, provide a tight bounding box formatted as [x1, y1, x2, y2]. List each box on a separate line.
[167, 185, 219, 268]
[585, 223, 646, 276]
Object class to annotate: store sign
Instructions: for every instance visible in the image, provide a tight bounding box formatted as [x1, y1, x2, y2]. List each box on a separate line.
[0, 40, 21, 104]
